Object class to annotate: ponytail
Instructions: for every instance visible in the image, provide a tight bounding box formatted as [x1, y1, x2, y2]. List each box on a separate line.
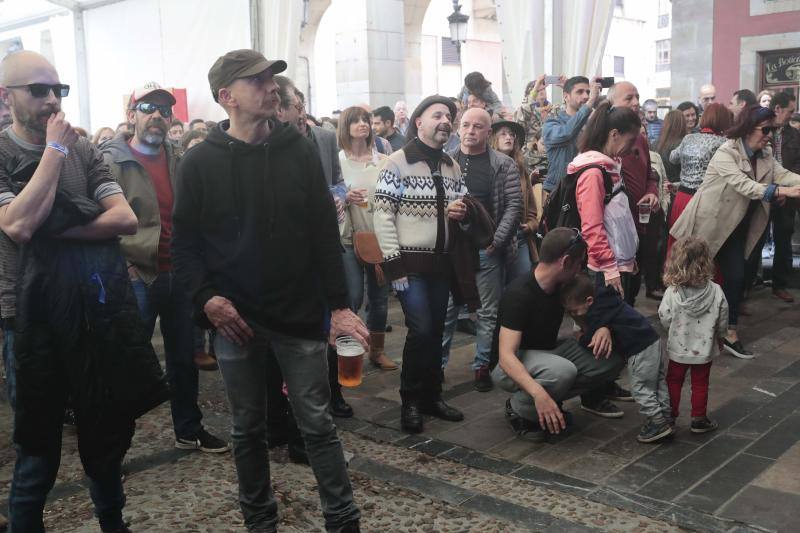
[579, 101, 641, 153]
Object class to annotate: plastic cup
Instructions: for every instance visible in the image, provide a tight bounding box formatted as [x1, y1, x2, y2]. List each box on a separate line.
[638, 203, 651, 224]
[336, 336, 364, 387]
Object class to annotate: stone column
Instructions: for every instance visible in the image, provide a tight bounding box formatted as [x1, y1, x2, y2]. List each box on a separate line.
[334, 0, 405, 108]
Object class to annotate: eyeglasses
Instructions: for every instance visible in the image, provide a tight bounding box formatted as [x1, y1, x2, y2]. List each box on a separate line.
[760, 126, 777, 136]
[133, 102, 173, 118]
[6, 83, 70, 98]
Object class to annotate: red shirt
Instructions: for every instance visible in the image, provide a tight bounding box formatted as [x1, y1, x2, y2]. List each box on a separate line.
[129, 143, 173, 272]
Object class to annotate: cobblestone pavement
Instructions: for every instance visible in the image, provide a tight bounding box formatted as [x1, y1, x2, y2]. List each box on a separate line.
[1, 283, 798, 531]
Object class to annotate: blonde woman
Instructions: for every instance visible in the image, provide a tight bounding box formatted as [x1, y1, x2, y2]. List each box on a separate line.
[337, 106, 397, 370]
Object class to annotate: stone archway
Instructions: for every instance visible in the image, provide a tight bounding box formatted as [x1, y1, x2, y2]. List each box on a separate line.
[404, 0, 432, 107]
[296, 0, 332, 115]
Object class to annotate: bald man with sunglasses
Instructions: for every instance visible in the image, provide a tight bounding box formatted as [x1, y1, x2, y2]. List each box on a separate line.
[0, 50, 142, 533]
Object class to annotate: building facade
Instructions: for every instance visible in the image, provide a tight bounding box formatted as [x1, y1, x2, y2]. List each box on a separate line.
[672, 0, 800, 106]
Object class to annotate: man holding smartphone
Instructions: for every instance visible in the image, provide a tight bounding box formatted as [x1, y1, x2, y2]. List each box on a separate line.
[542, 76, 601, 194]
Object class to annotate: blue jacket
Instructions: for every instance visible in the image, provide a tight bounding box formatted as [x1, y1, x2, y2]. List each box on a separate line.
[578, 285, 660, 358]
[646, 119, 663, 147]
[542, 105, 592, 192]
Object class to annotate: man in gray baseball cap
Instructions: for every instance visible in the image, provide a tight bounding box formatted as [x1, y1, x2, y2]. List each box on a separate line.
[173, 50, 365, 532]
[208, 49, 287, 103]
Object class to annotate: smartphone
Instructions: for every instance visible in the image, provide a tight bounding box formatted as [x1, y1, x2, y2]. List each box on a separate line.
[544, 75, 560, 85]
[599, 76, 615, 89]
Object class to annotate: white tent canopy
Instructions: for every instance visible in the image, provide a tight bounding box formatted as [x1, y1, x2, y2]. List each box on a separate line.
[1, 0, 257, 132]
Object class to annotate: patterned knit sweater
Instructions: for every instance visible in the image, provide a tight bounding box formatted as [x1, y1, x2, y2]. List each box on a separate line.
[373, 141, 465, 280]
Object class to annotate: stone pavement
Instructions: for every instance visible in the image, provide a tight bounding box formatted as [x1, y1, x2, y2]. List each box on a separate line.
[0, 283, 798, 532]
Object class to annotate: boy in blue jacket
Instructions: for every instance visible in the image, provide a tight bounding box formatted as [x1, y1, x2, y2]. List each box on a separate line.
[560, 274, 673, 443]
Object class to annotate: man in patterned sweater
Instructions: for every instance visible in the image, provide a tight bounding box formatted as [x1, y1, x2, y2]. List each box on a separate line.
[374, 95, 468, 434]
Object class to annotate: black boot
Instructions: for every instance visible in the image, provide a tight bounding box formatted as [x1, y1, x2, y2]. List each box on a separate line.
[420, 398, 464, 422]
[328, 345, 353, 417]
[401, 401, 423, 433]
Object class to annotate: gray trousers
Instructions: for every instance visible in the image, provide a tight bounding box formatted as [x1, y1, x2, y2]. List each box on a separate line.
[214, 324, 359, 532]
[628, 340, 672, 424]
[492, 339, 625, 421]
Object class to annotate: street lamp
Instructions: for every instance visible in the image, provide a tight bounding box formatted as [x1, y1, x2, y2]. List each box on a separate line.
[447, 1, 469, 52]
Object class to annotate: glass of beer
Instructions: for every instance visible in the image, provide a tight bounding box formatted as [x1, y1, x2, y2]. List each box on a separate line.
[336, 336, 364, 387]
[638, 203, 651, 224]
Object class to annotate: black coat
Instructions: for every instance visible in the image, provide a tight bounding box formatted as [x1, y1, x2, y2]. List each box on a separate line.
[13, 188, 169, 456]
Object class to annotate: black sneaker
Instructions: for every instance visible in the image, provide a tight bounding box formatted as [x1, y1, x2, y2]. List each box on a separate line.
[722, 338, 755, 359]
[637, 419, 674, 443]
[474, 366, 493, 392]
[606, 383, 634, 402]
[691, 416, 719, 434]
[175, 428, 230, 453]
[581, 399, 624, 418]
[505, 399, 546, 442]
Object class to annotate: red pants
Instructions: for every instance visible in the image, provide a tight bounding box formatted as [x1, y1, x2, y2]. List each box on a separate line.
[666, 360, 712, 418]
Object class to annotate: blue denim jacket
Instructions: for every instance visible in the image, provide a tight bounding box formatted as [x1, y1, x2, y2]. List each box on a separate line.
[542, 105, 592, 192]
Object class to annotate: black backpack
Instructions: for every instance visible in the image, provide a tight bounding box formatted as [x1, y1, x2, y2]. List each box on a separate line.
[542, 164, 623, 233]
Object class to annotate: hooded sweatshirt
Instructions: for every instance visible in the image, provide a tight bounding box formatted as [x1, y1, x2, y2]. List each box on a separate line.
[171, 119, 348, 340]
[658, 280, 729, 364]
[577, 285, 659, 359]
[570, 151, 638, 281]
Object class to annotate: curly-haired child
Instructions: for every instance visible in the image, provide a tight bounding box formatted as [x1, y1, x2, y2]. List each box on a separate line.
[659, 236, 729, 433]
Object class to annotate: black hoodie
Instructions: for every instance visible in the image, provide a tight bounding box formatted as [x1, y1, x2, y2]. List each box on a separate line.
[171, 119, 348, 340]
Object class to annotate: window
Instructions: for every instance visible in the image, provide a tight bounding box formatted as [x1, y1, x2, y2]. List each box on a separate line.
[655, 88, 670, 99]
[656, 39, 670, 72]
[441, 37, 460, 65]
[657, 0, 670, 27]
[614, 56, 625, 77]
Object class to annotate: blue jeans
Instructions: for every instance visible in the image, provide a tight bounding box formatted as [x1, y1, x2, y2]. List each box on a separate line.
[507, 240, 533, 283]
[396, 273, 450, 403]
[4, 327, 127, 532]
[440, 296, 460, 369]
[474, 249, 505, 370]
[214, 325, 359, 531]
[342, 246, 389, 331]
[131, 273, 202, 440]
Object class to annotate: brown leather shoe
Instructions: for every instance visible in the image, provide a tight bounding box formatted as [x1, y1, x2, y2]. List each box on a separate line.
[772, 289, 795, 303]
[368, 332, 398, 370]
[194, 352, 218, 371]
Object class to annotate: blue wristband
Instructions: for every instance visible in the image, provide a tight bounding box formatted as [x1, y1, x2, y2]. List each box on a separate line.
[46, 141, 69, 158]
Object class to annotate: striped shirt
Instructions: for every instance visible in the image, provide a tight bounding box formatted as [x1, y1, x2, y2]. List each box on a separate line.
[0, 129, 124, 318]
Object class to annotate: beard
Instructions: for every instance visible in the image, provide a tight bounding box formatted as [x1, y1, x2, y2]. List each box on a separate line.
[139, 118, 167, 146]
[10, 95, 59, 136]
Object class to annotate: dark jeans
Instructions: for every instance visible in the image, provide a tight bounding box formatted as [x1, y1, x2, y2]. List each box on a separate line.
[214, 325, 359, 531]
[342, 246, 389, 331]
[131, 273, 202, 440]
[4, 327, 130, 532]
[396, 272, 450, 404]
[589, 269, 637, 307]
[772, 204, 797, 290]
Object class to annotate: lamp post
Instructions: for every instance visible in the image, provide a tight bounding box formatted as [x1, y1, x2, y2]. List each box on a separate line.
[447, 1, 469, 56]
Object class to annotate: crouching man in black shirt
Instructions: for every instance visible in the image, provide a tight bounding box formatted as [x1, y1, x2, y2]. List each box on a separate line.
[490, 228, 625, 441]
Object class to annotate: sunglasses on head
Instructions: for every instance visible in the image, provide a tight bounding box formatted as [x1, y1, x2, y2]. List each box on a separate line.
[7, 83, 70, 98]
[561, 228, 585, 257]
[759, 126, 777, 136]
[133, 102, 173, 118]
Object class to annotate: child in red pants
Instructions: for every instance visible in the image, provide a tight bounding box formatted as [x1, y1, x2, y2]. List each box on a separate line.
[659, 237, 729, 434]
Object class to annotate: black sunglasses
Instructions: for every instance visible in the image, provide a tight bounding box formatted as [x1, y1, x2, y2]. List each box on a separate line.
[133, 102, 173, 118]
[562, 228, 586, 257]
[760, 126, 777, 136]
[7, 83, 70, 98]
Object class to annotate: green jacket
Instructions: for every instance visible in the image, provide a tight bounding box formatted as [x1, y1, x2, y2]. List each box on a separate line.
[102, 133, 181, 284]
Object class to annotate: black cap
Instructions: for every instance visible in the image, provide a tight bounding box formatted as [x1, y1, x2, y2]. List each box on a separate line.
[208, 49, 287, 102]
[406, 95, 457, 140]
[490, 120, 525, 143]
